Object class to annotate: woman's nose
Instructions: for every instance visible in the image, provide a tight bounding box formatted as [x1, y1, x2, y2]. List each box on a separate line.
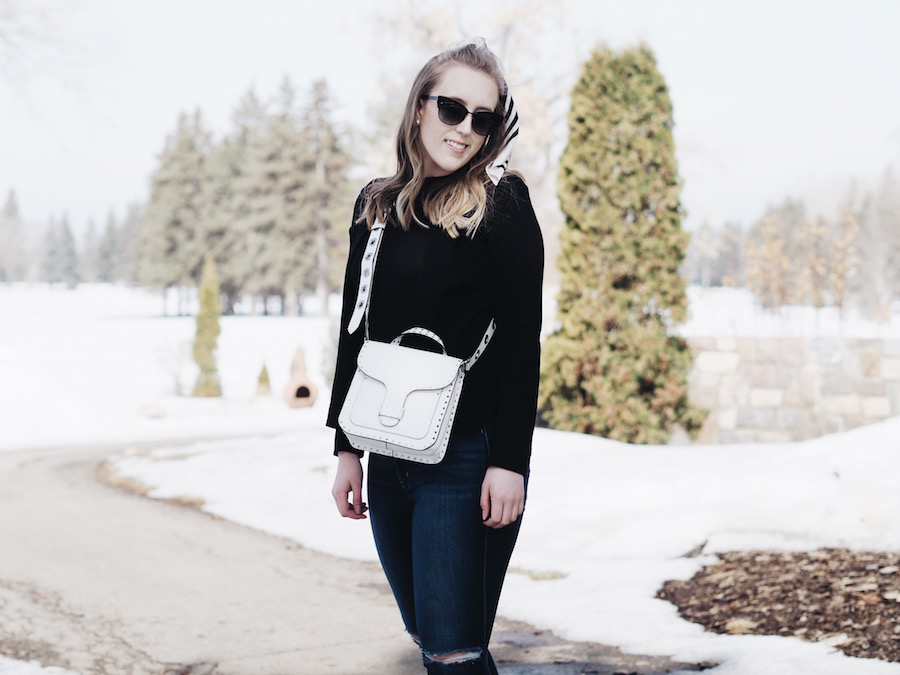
[455, 113, 474, 134]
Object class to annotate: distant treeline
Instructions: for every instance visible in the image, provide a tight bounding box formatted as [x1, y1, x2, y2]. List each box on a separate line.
[680, 170, 900, 321]
[0, 77, 351, 316]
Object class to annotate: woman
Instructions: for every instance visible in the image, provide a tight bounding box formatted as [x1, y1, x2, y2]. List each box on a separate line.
[328, 38, 543, 673]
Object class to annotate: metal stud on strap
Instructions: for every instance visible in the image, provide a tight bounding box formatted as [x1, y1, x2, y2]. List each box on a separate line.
[347, 220, 385, 335]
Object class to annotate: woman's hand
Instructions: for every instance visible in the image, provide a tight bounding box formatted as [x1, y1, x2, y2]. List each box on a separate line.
[332, 451, 368, 519]
[480, 466, 524, 529]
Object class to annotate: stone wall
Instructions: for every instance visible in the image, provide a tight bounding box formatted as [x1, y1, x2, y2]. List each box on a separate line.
[687, 337, 900, 444]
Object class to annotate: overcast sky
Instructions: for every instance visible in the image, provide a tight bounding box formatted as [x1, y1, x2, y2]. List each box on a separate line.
[2, 0, 899, 238]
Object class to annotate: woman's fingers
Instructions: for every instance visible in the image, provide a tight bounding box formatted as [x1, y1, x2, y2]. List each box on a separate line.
[481, 466, 525, 529]
[332, 452, 368, 520]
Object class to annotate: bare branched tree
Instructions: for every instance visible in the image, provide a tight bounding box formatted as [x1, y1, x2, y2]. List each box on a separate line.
[359, 0, 579, 283]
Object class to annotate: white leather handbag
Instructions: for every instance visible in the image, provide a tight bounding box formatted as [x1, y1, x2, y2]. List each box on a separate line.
[338, 220, 495, 464]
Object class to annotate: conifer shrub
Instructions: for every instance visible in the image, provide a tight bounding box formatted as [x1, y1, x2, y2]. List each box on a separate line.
[257, 364, 271, 396]
[192, 256, 222, 397]
[540, 44, 706, 443]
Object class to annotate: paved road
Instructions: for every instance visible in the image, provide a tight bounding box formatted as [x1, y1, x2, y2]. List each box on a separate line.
[0, 443, 704, 675]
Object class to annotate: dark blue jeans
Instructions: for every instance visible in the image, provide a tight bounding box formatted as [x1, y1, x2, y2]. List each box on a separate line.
[367, 428, 523, 674]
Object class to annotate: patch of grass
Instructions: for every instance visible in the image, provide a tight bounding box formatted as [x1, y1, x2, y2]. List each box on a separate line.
[508, 566, 568, 581]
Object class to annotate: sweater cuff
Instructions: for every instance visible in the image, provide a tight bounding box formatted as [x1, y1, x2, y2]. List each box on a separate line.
[333, 429, 363, 458]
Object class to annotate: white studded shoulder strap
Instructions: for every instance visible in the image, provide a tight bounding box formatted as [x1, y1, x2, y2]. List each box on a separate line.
[347, 220, 385, 339]
[345, 218, 496, 367]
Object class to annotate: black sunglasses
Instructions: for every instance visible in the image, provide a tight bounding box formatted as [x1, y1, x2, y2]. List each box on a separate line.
[421, 95, 503, 137]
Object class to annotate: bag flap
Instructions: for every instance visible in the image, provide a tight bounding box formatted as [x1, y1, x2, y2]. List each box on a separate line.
[357, 341, 462, 391]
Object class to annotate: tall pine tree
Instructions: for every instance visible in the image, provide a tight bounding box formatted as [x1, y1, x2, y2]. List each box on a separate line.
[0, 189, 25, 281]
[40, 214, 80, 288]
[138, 110, 211, 313]
[298, 79, 350, 314]
[540, 45, 705, 444]
[201, 87, 267, 313]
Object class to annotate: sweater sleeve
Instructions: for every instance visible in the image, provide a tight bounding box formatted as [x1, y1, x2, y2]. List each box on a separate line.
[484, 176, 545, 476]
[325, 187, 371, 457]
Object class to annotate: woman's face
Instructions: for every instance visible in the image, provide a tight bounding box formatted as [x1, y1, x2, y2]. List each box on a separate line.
[416, 65, 500, 179]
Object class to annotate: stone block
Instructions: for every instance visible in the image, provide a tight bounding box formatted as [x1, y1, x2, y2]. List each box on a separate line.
[778, 339, 805, 366]
[718, 375, 744, 406]
[716, 337, 737, 352]
[695, 416, 719, 444]
[775, 408, 799, 430]
[745, 363, 779, 388]
[695, 351, 740, 374]
[755, 340, 781, 364]
[718, 407, 738, 430]
[820, 370, 853, 396]
[882, 358, 900, 381]
[855, 380, 887, 396]
[862, 397, 892, 418]
[840, 348, 865, 379]
[782, 385, 804, 407]
[737, 338, 757, 361]
[688, 337, 717, 351]
[750, 387, 784, 408]
[758, 430, 794, 444]
[796, 368, 821, 406]
[696, 372, 721, 389]
[716, 430, 740, 444]
[862, 349, 881, 378]
[811, 338, 842, 365]
[690, 386, 718, 409]
[737, 408, 775, 429]
[823, 395, 862, 417]
[720, 429, 762, 444]
[883, 340, 900, 357]
[884, 383, 900, 416]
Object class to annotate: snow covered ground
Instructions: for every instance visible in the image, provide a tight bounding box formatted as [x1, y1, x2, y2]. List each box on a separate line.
[3, 283, 900, 675]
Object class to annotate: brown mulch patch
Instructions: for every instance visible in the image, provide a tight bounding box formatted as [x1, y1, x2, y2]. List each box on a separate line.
[658, 549, 900, 662]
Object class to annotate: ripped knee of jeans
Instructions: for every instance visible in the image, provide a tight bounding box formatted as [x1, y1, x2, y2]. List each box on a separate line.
[422, 647, 483, 665]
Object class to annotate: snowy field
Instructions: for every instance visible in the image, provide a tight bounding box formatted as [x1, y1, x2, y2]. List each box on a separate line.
[2, 283, 900, 675]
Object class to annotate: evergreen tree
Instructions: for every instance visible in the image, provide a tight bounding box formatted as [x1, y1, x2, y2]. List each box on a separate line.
[40, 214, 80, 287]
[237, 76, 310, 313]
[3, 189, 20, 219]
[39, 218, 60, 283]
[257, 364, 271, 396]
[115, 203, 141, 284]
[192, 255, 222, 397]
[57, 214, 80, 288]
[828, 208, 859, 315]
[138, 110, 211, 312]
[297, 79, 351, 314]
[0, 188, 25, 281]
[97, 211, 118, 282]
[853, 168, 900, 321]
[201, 88, 267, 313]
[81, 217, 100, 282]
[540, 44, 705, 444]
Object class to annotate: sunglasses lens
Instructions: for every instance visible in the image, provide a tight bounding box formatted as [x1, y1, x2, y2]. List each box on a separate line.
[472, 113, 499, 136]
[437, 98, 467, 126]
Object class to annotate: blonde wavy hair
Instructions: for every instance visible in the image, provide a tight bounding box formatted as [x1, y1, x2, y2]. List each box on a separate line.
[361, 39, 509, 238]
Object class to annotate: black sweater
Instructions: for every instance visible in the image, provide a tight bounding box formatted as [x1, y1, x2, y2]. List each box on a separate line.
[326, 174, 544, 477]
